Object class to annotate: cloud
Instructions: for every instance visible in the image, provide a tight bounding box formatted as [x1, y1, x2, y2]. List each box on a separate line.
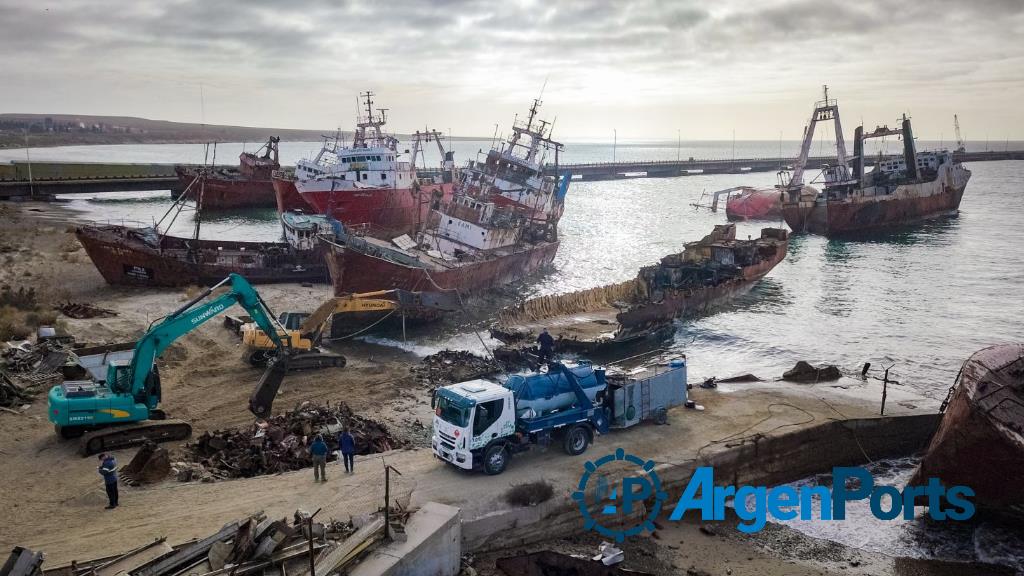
[0, 0, 1021, 138]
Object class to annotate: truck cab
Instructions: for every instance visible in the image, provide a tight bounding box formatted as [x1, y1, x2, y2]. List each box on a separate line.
[432, 379, 516, 472]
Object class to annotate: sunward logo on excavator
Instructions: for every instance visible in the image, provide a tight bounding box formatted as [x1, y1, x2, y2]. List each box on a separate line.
[191, 303, 226, 324]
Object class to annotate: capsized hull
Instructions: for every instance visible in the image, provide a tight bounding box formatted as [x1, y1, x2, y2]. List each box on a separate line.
[76, 225, 327, 287]
[173, 167, 277, 210]
[271, 175, 312, 214]
[300, 182, 454, 237]
[726, 188, 783, 221]
[782, 178, 968, 236]
[909, 344, 1024, 519]
[323, 237, 559, 296]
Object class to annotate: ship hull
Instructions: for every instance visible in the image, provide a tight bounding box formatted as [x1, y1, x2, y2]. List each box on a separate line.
[76, 225, 327, 287]
[323, 238, 559, 296]
[299, 182, 454, 237]
[271, 176, 312, 213]
[173, 167, 277, 210]
[909, 344, 1024, 520]
[726, 189, 783, 221]
[616, 238, 788, 328]
[782, 168, 970, 236]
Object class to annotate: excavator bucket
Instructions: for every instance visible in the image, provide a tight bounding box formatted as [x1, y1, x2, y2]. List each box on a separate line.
[250, 357, 288, 418]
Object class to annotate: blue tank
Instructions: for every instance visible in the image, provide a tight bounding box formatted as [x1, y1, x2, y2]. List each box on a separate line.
[503, 364, 607, 418]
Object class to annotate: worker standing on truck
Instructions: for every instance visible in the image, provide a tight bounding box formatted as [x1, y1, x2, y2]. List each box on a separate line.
[537, 328, 555, 366]
[310, 434, 328, 482]
[338, 428, 355, 474]
[97, 453, 118, 509]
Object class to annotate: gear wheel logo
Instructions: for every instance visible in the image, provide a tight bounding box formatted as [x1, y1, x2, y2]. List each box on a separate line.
[573, 448, 667, 542]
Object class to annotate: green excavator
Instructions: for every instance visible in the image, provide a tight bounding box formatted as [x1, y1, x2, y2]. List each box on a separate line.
[48, 274, 291, 455]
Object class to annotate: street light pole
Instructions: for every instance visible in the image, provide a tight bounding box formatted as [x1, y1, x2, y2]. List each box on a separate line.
[677, 129, 681, 162]
[613, 129, 617, 163]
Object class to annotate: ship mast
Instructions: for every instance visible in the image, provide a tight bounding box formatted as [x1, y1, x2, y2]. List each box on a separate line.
[788, 85, 852, 191]
[954, 114, 966, 153]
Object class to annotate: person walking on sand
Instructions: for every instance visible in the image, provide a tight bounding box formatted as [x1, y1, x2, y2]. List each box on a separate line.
[338, 428, 355, 474]
[97, 453, 118, 509]
[310, 434, 328, 482]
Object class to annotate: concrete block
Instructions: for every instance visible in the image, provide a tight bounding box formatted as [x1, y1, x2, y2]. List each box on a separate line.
[350, 502, 461, 576]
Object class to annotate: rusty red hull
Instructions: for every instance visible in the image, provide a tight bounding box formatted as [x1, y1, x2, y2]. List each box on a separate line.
[300, 183, 454, 237]
[726, 188, 782, 221]
[323, 238, 559, 296]
[173, 166, 278, 210]
[271, 175, 312, 213]
[616, 239, 788, 328]
[909, 344, 1024, 519]
[782, 184, 966, 236]
[76, 225, 327, 287]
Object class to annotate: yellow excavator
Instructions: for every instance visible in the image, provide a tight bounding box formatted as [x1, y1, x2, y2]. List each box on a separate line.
[241, 290, 455, 369]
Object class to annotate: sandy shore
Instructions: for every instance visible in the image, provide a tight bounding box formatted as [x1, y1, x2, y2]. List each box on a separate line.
[0, 203, 995, 576]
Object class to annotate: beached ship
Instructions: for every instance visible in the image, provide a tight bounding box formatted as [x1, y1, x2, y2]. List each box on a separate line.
[909, 344, 1024, 520]
[321, 98, 570, 295]
[172, 137, 281, 209]
[781, 87, 971, 236]
[491, 224, 789, 353]
[78, 170, 333, 286]
[273, 92, 456, 238]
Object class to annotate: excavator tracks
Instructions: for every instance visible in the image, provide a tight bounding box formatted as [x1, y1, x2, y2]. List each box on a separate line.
[78, 419, 192, 456]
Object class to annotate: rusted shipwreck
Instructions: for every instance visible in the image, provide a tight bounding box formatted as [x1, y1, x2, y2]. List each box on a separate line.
[491, 224, 789, 353]
[910, 344, 1024, 520]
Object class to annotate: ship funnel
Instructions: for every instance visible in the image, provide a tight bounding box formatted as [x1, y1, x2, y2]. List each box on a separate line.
[902, 116, 917, 180]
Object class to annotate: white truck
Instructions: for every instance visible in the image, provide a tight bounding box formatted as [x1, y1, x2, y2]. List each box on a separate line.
[431, 359, 687, 474]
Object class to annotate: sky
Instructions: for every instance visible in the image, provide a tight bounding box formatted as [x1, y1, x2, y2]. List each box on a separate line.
[2, 0, 1023, 140]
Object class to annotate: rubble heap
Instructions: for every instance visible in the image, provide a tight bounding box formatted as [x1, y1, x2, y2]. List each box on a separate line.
[411, 349, 500, 387]
[0, 340, 69, 408]
[13, 509, 391, 576]
[180, 401, 405, 480]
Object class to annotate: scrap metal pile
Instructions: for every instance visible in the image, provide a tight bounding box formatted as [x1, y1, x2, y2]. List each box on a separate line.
[12, 509, 389, 576]
[179, 401, 405, 480]
[410, 349, 501, 388]
[0, 340, 69, 408]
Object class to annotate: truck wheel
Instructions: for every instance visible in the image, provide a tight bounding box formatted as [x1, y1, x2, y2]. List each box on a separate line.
[563, 425, 590, 456]
[483, 445, 508, 475]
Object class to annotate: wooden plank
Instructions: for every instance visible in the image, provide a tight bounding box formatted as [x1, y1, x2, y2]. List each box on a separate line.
[299, 517, 384, 576]
[95, 541, 173, 576]
[132, 523, 239, 576]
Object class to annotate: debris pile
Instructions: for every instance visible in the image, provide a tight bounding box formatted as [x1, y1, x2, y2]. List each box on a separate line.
[0, 340, 69, 408]
[18, 509, 391, 576]
[411, 350, 500, 387]
[58, 301, 117, 319]
[181, 401, 405, 480]
[783, 361, 842, 383]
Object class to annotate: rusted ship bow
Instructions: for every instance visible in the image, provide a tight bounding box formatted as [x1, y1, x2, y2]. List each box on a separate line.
[910, 344, 1024, 520]
[492, 224, 789, 352]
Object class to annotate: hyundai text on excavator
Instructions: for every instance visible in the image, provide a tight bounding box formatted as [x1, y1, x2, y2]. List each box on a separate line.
[240, 289, 457, 367]
[48, 274, 291, 455]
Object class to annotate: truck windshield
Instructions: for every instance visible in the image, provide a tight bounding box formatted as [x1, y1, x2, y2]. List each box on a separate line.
[436, 395, 469, 427]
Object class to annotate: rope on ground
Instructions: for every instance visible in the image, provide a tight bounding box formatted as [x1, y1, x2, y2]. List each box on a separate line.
[323, 309, 398, 342]
[694, 402, 817, 461]
[817, 397, 875, 465]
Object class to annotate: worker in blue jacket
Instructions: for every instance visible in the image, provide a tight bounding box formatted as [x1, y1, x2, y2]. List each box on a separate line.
[338, 428, 355, 474]
[310, 434, 329, 482]
[97, 453, 118, 509]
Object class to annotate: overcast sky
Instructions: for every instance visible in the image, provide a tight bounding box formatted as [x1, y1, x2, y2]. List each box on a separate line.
[2, 0, 1022, 140]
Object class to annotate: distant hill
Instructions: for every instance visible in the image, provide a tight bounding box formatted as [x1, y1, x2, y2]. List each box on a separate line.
[0, 114, 480, 148]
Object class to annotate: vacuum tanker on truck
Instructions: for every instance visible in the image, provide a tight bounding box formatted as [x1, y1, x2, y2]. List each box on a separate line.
[432, 358, 687, 474]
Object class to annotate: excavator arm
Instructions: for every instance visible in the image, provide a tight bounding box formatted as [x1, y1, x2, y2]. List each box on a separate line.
[297, 290, 406, 342]
[122, 273, 287, 418]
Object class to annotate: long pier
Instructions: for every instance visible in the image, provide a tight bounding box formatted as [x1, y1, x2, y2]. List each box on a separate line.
[2, 150, 1023, 198]
[551, 150, 1024, 180]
